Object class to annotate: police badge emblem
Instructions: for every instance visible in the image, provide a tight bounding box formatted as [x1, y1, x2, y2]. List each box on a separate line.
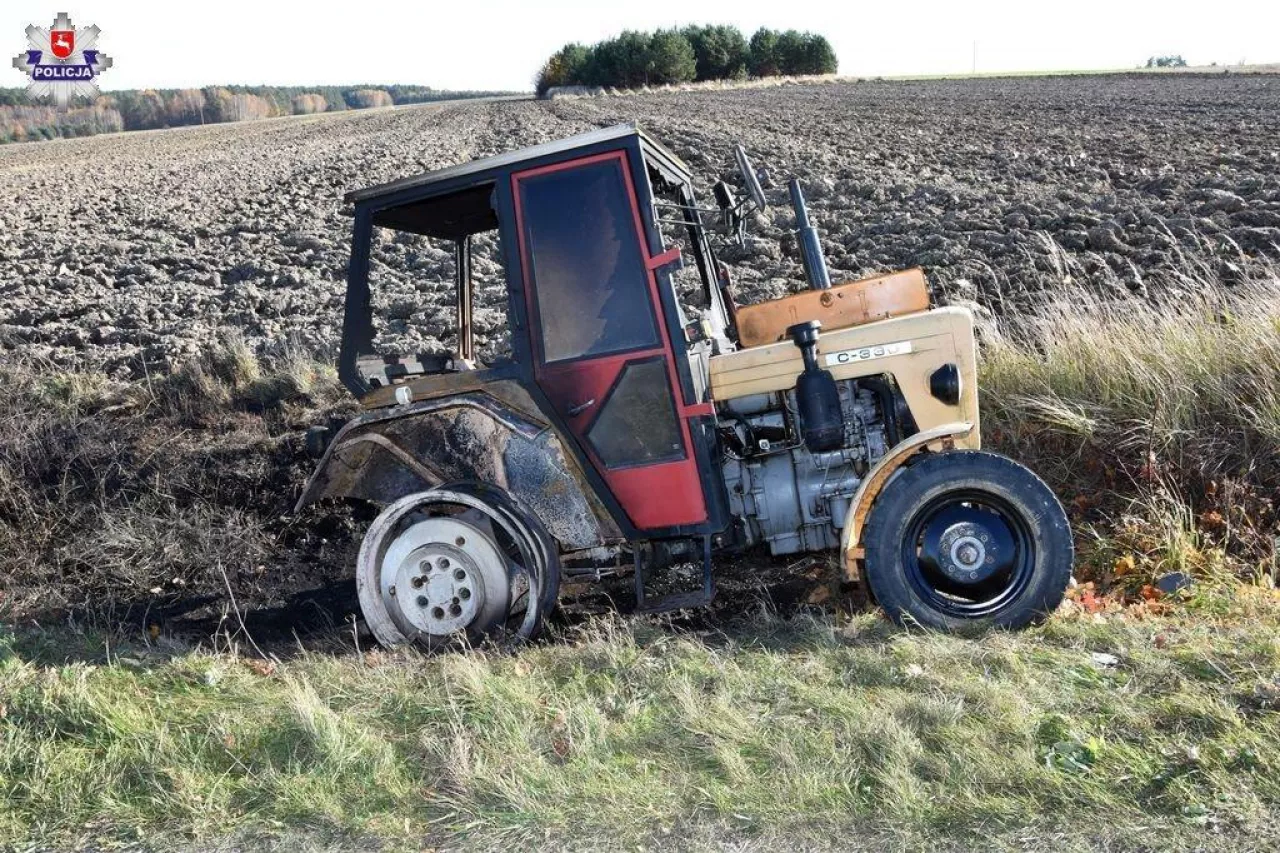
[12, 12, 112, 110]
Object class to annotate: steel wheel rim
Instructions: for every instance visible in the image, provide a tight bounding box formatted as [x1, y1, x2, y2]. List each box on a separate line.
[380, 517, 499, 638]
[900, 488, 1036, 618]
[357, 489, 547, 648]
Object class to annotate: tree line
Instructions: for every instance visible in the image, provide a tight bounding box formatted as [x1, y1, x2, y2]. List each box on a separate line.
[535, 25, 838, 96]
[0, 84, 511, 145]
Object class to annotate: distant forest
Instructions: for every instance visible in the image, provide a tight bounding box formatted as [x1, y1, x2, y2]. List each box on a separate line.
[536, 25, 839, 95]
[0, 85, 514, 145]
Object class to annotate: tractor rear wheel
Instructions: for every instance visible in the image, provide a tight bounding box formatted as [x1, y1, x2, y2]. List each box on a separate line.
[862, 450, 1072, 632]
[356, 487, 559, 649]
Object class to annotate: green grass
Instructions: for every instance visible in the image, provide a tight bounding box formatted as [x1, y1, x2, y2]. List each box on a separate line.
[3, 591, 1280, 851]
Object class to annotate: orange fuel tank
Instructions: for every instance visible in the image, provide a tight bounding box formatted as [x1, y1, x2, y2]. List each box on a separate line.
[734, 268, 931, 349]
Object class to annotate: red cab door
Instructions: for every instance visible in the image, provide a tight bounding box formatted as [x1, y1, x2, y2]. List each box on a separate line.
[511, 151, 709, 531]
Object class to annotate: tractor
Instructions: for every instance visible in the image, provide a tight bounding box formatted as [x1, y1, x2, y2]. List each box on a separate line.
[297, 124, 1073, 647]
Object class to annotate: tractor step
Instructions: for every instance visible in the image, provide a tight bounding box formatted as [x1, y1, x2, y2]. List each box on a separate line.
[634, 537, 715, 614]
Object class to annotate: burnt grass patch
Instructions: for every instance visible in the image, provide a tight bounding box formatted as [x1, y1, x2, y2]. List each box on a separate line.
[0, 354, 840, 652]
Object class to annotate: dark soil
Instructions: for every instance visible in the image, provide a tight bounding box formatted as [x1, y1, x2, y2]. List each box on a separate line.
[2, 74, 1278, 373]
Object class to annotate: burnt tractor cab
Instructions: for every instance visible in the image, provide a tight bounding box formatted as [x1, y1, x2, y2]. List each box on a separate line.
[298, 124, 1072, 647]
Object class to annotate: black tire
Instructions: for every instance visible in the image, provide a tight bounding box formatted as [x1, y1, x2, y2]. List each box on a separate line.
[862, 450, 1073, 632]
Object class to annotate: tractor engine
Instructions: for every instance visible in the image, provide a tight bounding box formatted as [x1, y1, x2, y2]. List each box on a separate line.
[716, 179, 907, 558]
[720, 379, 893, 556]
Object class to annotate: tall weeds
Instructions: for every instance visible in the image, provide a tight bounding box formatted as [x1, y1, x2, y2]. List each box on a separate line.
[981, 271, 1280, 483]
[977, 255, 1280, 582]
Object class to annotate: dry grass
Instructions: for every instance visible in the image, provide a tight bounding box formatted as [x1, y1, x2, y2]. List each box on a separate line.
[981, 277, 1280, 483]
[975, 252, 1280, 587]
[3, 593, 1280, 851]
[0, 339, 347, 616]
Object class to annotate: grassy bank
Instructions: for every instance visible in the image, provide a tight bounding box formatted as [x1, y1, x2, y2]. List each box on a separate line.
[2, 264, 1280, 848]
[978, 272, 1280, 591]
[3, 590, 1280, 851]
[982, 277, 1280, 487]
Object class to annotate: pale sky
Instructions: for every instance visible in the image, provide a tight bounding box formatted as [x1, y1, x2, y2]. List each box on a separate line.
[5, 1, 1277, 92]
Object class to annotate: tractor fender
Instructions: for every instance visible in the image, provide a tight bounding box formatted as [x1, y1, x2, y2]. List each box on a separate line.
[839, 421, 975, 581]
[294, 391, 621, 552]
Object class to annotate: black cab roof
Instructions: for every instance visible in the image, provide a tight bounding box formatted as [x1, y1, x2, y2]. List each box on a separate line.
[344, 123, 693, 206]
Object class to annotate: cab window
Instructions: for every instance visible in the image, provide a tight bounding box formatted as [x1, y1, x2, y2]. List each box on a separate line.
[518, 159, 659, 363]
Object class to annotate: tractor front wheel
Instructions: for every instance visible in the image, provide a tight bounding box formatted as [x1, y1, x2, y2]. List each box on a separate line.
[862, 450, 1073, 632]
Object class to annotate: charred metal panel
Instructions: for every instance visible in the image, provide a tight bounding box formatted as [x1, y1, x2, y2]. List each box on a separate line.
[296, 391, 620, 551]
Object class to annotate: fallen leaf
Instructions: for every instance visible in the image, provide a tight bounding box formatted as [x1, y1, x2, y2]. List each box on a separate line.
[1080, 588, 1104, 614]
[550, 709, 571, 759]
[1140, 584, 1163, 602]
[245, 659, 276, 677]
[1113, 554, 1137, 577]
[806, 584, 832, 605]
[1199, 510, 1226, 532]
[1125, 601, 1152, 619]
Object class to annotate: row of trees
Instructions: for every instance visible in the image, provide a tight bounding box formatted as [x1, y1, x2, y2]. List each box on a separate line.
[0, 103, 123, 143]
[535, 25, 838, 95]
[0, 84, 512, 144]
[101, 85, 468, 129]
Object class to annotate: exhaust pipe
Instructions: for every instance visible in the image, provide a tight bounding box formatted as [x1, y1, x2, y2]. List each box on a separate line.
[789, 178, 831, 291]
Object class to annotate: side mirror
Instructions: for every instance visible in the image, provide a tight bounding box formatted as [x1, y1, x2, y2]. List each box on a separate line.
[733, 144, 769, 213]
